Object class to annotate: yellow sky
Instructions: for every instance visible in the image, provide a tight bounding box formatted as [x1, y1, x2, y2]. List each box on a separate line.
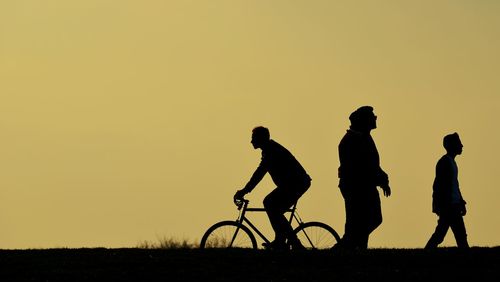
[1, 1, 499, 249]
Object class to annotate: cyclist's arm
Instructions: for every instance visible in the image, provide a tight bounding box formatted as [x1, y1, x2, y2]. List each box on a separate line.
[242, 163, 267, 194]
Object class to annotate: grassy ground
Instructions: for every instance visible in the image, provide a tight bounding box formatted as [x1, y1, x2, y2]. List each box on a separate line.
[0, 247, 499, 281]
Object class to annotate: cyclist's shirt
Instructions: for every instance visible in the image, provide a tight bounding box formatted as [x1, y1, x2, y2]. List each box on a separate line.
[244, 139, 311, 193]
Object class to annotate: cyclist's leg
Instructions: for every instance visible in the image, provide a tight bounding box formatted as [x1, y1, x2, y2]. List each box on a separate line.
[263, 185, 307, 250]
[263, 187, 297, 249]
[287, 183, 310, 249]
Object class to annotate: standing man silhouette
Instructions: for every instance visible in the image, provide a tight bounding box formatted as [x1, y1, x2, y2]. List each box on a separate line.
[336, 106, 391, 250]
[234, 126, 312, 250]
[425, 133, 469, 249]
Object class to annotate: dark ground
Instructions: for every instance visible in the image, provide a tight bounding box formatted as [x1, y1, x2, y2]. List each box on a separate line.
[0, 247, 499, 282]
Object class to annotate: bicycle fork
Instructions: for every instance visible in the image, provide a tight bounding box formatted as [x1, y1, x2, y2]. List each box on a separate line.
[227, 206, 248, 247]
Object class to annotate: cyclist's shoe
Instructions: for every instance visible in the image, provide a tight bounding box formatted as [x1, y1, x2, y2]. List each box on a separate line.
[262, 240, 288, 251]
[288, 238, 306, 251]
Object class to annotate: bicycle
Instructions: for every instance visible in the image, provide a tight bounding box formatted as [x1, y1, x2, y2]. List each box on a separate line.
[200, 197, 340, 250]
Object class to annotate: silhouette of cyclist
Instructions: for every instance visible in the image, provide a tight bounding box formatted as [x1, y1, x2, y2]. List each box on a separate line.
[234, 126, 312, 250]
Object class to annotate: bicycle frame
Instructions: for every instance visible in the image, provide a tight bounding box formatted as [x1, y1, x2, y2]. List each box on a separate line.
[200, 198, 340, 249]
[235, 200, 305, 245]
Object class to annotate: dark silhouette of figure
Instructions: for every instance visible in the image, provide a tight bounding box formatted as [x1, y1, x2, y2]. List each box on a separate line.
[425, 133, 469, 249]
[234, 126, 312, 250]
[335, 106, 391, 250]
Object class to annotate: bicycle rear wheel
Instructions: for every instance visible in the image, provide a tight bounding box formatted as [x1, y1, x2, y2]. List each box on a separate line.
[293, 221, 340, 250]
[200, 221, 257, 249]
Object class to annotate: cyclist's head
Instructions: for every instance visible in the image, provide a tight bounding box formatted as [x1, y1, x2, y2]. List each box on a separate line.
[251, 126, 270, 149]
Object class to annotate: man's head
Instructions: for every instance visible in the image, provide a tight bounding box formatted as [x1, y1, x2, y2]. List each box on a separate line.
[349, 106, 377, 132]
[443, 132, 463, 156]
[251, 126, 270, 149]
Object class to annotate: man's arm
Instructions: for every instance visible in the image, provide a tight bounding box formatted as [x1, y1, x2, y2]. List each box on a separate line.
[234, 162, 267, 201]
[378, 168, 391, 197]
[433, 157, 453, 213]
[242, 164, 267, 193]
[435, 157, 454, 199]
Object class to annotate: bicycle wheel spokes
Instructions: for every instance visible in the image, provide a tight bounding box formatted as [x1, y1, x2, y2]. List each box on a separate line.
[294, 222, 340, 250]
[200, 221, 257, 249]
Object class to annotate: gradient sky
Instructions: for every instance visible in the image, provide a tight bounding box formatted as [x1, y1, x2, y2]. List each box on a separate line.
[1, 1, 499, 249]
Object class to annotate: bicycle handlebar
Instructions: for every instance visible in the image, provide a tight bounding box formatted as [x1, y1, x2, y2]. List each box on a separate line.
[233, 197, 249, 210]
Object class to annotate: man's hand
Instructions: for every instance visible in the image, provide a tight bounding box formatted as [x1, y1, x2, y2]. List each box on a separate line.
[381, 184, 391, 197]
[233, 189, 247, 202]
[461, 205, 467, 216]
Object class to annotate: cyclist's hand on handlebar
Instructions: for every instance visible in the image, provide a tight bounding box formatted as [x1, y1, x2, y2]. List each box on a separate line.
[234, 189, 246, 200]
[233, 189, 246, 205]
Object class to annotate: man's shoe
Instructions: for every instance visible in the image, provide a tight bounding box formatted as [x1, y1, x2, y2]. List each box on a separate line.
[262, 240, 288, 251]
[290, 241, 306, 251]
[288, 238, 306, 251]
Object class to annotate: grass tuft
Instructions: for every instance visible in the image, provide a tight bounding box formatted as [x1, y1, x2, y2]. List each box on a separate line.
[137, 236, 198, 249]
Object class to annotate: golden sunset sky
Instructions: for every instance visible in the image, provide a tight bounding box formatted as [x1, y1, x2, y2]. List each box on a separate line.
[1, 1, 499, 249]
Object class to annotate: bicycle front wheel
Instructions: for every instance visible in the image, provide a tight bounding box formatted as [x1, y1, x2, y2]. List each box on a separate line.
[200, 221, 257, 249]
[293, 221, 340, 250]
